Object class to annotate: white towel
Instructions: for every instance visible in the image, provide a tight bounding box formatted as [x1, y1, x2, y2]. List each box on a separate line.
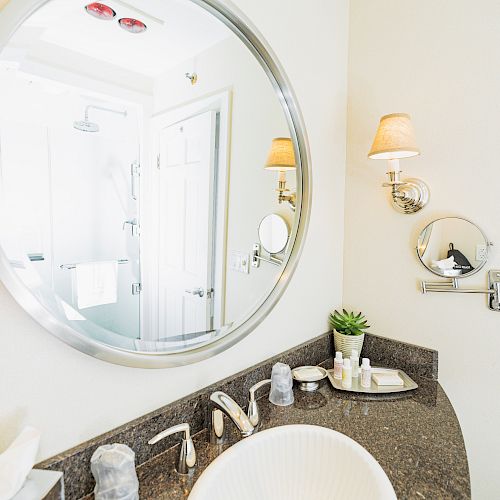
[0, 426, 41, 500]
[431, 255, 455, 270]
[75, 261, 118, 309]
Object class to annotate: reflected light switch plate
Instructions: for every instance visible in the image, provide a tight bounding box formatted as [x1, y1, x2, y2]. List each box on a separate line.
[240, 253, 249, 274]
[230, 251, 250, 274]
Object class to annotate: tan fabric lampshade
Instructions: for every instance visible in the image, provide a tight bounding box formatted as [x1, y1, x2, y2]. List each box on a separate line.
[368, 113, 420, 160]
[265, 137, 296, 171]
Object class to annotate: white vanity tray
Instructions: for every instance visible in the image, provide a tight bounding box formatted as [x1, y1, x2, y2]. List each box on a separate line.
[327, 367, 418, 394]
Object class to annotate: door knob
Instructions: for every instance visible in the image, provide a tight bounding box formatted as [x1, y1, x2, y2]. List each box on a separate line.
[185, 287, 205, 297]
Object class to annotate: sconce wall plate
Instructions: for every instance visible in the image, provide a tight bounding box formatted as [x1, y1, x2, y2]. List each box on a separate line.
[383, 175, 430, 214]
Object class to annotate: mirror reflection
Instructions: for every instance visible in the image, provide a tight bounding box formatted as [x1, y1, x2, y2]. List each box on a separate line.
[258, 214, 289, 255]
[0, 0, 299, 353]
[416, 217, 489, 278]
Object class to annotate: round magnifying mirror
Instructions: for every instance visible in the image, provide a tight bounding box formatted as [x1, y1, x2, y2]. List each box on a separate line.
[258, 214, 289, 254]
[416, 217, 491, 278]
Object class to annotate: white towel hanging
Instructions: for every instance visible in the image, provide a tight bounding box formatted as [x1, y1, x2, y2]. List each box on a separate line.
[74, 261, 118, 309]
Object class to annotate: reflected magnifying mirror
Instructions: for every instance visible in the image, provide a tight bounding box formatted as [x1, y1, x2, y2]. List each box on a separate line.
[416, 217, 491, 278]
[258, 214, 289, 255]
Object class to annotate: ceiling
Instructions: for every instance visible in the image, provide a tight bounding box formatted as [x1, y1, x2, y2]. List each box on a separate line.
[6, 0, 231, 77]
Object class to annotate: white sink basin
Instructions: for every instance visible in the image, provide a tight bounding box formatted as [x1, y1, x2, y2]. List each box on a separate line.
[189, 424, 396, 500]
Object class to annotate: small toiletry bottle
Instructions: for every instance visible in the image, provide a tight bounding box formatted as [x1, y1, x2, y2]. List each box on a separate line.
[334, 351, 343, 380]
[361, 358, 371, 388]
[350, 349, 359, 378]
[342, 358, 352, 388]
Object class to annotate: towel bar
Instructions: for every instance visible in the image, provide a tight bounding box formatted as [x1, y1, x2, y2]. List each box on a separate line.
[60, 259, 129, 270]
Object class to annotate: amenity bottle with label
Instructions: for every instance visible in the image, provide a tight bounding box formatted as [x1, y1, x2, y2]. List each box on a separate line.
[342, 358, 352, 388]
[361, 358, 371, 388]
[334, 351, 343, 380]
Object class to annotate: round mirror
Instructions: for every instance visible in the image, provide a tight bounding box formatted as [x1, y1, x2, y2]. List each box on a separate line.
[416, 217, 490, 278]
[0, 0, 310, 367]
[258, 214, 289, 254]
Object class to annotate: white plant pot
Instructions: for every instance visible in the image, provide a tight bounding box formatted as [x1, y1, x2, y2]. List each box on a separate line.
[333, 330, 365, 359]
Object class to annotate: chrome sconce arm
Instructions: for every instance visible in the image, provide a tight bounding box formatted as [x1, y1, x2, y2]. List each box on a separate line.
[276, 172, 296, 210]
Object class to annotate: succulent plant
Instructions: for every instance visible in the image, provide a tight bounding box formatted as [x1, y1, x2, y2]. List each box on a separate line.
[329, 309, 370, 336]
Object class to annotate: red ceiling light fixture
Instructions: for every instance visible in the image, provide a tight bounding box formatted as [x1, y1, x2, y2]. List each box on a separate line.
[118, 18, 147, 34]
[85, 3, 116, 20]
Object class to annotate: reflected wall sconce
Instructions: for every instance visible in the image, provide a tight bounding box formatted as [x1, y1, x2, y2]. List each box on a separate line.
[265, 137, 296, 210]
[368, 113, 429, 214]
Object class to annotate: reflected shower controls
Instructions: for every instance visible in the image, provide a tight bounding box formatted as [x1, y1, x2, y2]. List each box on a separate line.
[122, 218, 139, 237]
[264, 138, 297, 210]
[368, 113, 429, 214]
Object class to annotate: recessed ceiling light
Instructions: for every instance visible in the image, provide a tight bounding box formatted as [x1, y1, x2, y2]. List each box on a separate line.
[85, 3, 116, 20]
[118, 18, 147, 34]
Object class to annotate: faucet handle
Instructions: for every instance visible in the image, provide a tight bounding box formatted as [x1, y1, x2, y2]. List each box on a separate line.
[148, 423, 196, 474]
[247, 379, 272, 427]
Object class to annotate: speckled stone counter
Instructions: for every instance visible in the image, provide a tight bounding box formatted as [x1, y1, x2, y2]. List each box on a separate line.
[40, 332, 468, 499]
[123, 375, 469, 500]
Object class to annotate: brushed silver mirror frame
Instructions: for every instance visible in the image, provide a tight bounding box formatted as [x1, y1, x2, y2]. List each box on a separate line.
[416, 216, 491, 279]
[0, 0, 311, 368]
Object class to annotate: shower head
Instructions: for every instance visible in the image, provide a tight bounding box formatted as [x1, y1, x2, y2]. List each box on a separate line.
[74, 104, 127, 133]
[73, 120, 99, 133]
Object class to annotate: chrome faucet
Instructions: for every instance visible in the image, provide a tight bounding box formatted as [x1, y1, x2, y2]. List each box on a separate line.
[209, 391, 255, 443]
[148, 423, 196, 474]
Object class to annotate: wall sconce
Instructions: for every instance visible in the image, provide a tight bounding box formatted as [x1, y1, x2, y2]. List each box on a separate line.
[368, 113, 429, 214]
[265, 137, 296, 210]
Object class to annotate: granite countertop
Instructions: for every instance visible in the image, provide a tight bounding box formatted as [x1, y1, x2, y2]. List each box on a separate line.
[128, 374, 470, 500]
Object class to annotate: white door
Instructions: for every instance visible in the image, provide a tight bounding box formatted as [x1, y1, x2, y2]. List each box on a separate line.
[158, 111, 217, 338]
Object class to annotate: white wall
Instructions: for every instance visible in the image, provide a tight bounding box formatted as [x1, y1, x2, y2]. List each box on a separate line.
[0, 0, 348, 461]
[345, 1, 500, 498]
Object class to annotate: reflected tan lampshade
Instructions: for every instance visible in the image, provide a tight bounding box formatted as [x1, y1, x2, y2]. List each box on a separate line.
[368, 113, 420, 160]
[265, 137, 296, 171]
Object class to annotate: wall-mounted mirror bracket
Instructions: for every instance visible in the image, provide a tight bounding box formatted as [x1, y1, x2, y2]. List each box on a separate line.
[421, 269, 500, 311]
[251, 244, 282, 268]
